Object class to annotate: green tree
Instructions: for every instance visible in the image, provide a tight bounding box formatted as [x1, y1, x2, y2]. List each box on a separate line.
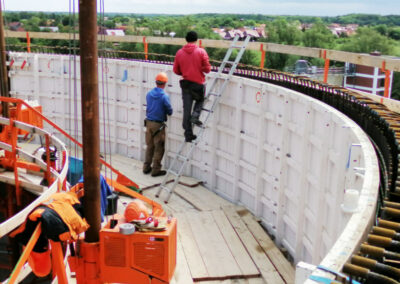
[264, 18, 302, 69]
[302, 19, 335, 48]
[388, 27, 400, 40]
[340, 26, 395, 55]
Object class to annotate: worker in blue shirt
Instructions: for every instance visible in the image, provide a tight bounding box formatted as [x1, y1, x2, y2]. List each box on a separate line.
[143, 72, 173, 177]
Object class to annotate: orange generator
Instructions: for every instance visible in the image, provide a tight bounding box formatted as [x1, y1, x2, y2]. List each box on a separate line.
[99, 215, 177, 284]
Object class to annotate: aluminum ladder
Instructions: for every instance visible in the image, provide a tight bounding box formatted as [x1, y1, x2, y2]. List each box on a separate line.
[156, 35, 251, 203]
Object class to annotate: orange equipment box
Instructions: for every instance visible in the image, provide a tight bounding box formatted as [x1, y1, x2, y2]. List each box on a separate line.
[99, 215, 177, 284]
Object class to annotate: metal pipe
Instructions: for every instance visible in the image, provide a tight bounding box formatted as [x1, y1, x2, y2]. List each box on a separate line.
[343, 263, 400, 284]
[0, 1, 9, 117]
[360, 243, 400, 261]
[368, 234, 400, 252]
[79, 0, 101, 243]
[352, 255, 400, 280]
[378, 219, 400, 232]
[373, 226, 400, 241]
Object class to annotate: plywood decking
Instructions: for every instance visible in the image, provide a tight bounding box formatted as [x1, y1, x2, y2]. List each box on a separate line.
[111, 154, 295, 284]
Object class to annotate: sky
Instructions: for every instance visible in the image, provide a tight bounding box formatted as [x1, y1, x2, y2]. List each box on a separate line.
[3, 0, 399, 16]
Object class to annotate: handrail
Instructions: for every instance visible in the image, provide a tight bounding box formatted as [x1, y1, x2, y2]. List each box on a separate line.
[0, 97, 139, 189]
[5, 30, 400, 72]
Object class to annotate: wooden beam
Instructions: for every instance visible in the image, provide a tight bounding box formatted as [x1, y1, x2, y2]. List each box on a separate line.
[5, 31, 400, 71]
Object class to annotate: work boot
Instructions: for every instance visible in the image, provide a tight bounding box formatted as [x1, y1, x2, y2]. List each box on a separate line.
[185, 134, 197, 142]
[151, 170, 166, 177]
[143, 167, 152, 174]
[190, 117, 203, 126]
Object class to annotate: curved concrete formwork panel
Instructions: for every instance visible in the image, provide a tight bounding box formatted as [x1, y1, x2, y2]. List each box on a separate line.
[8, 53, 379, 274]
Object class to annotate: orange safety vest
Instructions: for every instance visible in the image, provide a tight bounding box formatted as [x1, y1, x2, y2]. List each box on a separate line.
[40, 191, 89, 241]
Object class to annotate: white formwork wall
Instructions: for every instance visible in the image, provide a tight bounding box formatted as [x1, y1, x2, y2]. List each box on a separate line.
[9, 52, 379, 270]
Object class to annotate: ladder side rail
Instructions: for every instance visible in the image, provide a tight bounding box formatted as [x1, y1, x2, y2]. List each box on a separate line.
[157, 35, 251, 202]
[157, 139, 188, 196]
[204, 35, 242, 98]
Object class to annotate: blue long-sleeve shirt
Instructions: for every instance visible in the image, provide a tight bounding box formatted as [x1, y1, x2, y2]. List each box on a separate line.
[146, 87, 173, 122]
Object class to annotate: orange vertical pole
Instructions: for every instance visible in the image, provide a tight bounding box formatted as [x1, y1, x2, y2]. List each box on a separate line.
[198, 39, 202, 48]
[322, 50, 330, 83]
[381, 61, 391, 98]
[8, 224, 42, 284]
[26, 32, 31, 53]
[260, 44, 265, 69]
[10, 118, 21, 206]
[50, 241, 68, 284]
[143, 37, 148, 60]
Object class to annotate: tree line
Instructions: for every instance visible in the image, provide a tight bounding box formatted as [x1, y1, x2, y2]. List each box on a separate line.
[3, 12, 400, 99]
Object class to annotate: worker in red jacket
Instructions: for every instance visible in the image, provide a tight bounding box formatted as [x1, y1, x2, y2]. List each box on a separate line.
[173, 31, 211, 142]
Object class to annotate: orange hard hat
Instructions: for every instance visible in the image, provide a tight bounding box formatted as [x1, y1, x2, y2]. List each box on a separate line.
[155, 72, 168, 83]
[124, 199, 149, 222]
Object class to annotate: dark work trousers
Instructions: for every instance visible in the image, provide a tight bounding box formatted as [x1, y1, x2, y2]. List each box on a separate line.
[143, 120, 166, 174]
[180, 80, 205, 138]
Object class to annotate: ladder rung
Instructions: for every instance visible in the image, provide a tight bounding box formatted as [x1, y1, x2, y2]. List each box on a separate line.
[208, 91, 221, 97]
[158, 35, 249, 203]
[177, 154, 189, 162]
[168, 170, 180, 176]
[225, 60, 236, 65]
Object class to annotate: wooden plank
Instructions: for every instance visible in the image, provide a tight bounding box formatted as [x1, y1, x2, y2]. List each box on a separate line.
[144, 188, 196, 214]
[5, 31, 400, 71]
[174, 186, 213, 211]
[173, 212, 209, 279]
[211, 210, 260, 277]
[172, 236, 194, 284]
[0, 171, 44, 193]
[174, 185, 225, 211]
[237, 207, 295, 284]
[222, 206, 285, 284]
[185, 211, 243, 280]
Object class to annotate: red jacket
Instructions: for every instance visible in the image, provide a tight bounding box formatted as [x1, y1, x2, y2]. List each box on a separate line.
[173, 43, 211, 85]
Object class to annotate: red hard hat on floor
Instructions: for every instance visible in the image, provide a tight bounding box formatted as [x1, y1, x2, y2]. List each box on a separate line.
[155, 72, 168, 83]
[124, 199, 149, 222]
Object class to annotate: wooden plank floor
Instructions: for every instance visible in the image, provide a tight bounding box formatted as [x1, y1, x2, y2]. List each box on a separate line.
[18, 144, 295, 283]
[110, 154, 295, 284]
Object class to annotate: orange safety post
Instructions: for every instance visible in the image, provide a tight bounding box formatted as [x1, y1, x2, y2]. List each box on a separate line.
[198, 39, 202, 48]
[50, 241, 68, 284]
[143, 36, 148, 60]
[381, 61, 391, 98]
[26, 32, 31, 53]
[10, 118, 21, 206]
[8, 224, 42, 284]
[0, 97, 139, 193]
[322, 50, 330, 83]
[260, 44, 265, 69]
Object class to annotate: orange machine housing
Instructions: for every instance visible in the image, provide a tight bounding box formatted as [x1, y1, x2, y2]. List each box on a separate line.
[99, 215, 177, 284]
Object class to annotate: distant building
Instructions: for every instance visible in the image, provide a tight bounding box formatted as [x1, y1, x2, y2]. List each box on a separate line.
[39, 26, 59, 32]
[328, 23, 358, 37]
[344, 52, 393, 97]
[98, 27, 125, 36]
[9, 22, 24, 32]
[213, 26, 265, 41]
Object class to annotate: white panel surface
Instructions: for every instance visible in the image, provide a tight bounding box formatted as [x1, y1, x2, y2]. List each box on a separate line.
[9, 53, 379, 276]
